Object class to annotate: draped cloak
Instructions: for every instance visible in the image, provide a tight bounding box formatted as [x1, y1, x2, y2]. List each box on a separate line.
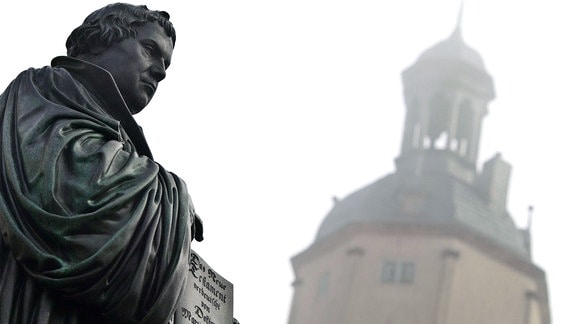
[0, 57, 200, 323]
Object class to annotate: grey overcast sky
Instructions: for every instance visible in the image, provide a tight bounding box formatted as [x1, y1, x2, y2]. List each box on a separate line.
[1, 1, 574, 323]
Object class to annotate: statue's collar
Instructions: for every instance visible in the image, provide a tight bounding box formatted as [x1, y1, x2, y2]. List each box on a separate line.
[51, 56, 128, 117]
[50, 56, 154, 159]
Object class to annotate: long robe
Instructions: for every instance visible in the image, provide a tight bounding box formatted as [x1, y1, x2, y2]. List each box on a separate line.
[0, 57, 200, 323]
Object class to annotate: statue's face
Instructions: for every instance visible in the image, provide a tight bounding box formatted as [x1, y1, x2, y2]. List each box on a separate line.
[88, 22, 173, 114]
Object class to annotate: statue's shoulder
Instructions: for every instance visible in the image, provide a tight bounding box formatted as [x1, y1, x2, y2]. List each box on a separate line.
[20, 63, 74, 84]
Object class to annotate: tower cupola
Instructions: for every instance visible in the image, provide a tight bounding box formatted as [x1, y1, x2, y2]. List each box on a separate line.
[396, 19, 495, 184]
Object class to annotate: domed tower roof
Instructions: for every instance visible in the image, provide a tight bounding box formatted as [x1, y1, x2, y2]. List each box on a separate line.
[418, 26, 486, 70]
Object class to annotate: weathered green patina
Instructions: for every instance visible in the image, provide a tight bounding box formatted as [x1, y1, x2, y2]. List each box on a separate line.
[0, 3, 202, 323]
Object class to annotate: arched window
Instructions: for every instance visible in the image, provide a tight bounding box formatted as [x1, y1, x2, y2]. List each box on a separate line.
[427, 93, 450, 149]
[456, 100, 474, 157]
[404, 97, 422, 150]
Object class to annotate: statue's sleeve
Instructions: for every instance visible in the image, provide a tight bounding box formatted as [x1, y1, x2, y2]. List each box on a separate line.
[0, 67, 193, 323]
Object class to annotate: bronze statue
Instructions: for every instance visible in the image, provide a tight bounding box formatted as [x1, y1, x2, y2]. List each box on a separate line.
[0, 3, 204, 323]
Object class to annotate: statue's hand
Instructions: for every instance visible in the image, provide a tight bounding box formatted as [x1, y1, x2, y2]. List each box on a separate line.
[193, 214, 204, 242]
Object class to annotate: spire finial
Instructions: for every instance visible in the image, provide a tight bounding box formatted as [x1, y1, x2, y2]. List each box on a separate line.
[452, 0, 464, 39]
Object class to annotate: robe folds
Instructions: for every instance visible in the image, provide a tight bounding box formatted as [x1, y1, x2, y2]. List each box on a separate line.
[0, 57, 201, 323]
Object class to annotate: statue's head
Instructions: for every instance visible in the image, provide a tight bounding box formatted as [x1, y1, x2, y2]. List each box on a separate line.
[66, 3, 175, 58]
[66, 3, 176, 114]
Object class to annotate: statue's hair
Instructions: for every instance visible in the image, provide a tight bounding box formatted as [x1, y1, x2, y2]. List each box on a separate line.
[66, 3, 175, 57]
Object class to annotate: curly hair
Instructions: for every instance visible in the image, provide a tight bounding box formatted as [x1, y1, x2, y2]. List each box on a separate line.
[66, 3, 176, 57]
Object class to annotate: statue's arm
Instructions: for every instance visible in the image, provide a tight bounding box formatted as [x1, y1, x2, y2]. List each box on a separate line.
[4, 119, 193, 323]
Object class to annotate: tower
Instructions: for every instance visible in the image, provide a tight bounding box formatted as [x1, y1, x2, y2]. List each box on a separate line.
[287, 15, 551, 324]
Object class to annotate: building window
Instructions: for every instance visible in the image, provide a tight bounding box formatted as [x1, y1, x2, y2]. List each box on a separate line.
[317, 272, 330, 298]
[399, 262, 415, 283]
[381, 261, 397, 282]
[381, 261, 416, 284]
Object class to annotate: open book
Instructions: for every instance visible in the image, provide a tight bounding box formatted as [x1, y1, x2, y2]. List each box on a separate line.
[174, 250, 234, 324]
